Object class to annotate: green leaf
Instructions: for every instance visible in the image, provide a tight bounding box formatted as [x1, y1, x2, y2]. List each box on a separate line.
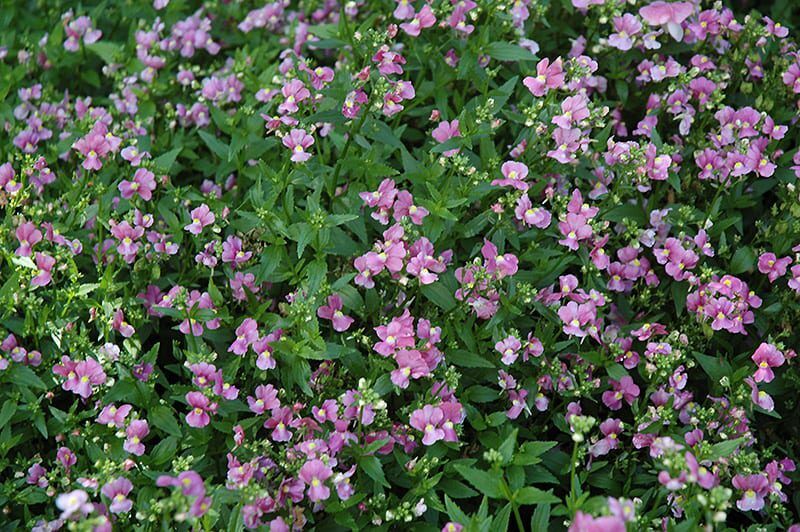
[198, 130, 229, 160]
[86, 41, 121, 64]
[730, 246, 755, 274]
[531, 504, 551, 530]
[486, 42, 537, 62]
[514, 487, 560, 505]
[152, 147, 183, 173]
[150, 406, 182, 438]
[150, 436, 178, 465]
[421, 282, 457, 311]
[707, 437, 746, 461]
[453, 464, 503, 499]
[447, 349, 495, 368]
[9, 365, 46, 389]
[0, 401, 16, 427]
[359, 455, 390, 488]
[513, 441, 558, 466]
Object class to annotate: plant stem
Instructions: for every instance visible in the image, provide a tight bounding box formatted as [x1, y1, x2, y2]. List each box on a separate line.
[513, 504, 526, 532]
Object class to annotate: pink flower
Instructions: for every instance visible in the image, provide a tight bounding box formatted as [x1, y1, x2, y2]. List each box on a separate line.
[15, 222, 42, 257]
[491, 161, 529, 191]
[482, 240, 518, 278]
[298, 459, 333, 502]
[557, 301, 596, 338]
[431, 120, 461, 157]
[558, 213, 593, 250]
[602, 376, 640, 410]
[553, 93, 590, 129]
[523, 57, 564, 97]
[394, 0, 416, 20]
[54, 357, 106, 398]
[751, 342, 784, 383]
[229, 318, 259, 355]
[124, 419, 149, 456]
[506, 389, 529, 419]
[393, 190, 429, 225]
[757, 252, 791, 283]
[97, 403, 132, 428]
[221, 235, 252, 267]
[317, 294, 355, 332]
[589, 418, 623, 457]
[608, 14, 642, 51]
[186, 391, 216, 428]
[102, 477, 133, 514]
[515, 195, 552, 228]
[278, 79, 310, 114]
[342, 89, 368, 119]
[247, 384, 280, 415]
[282, 128, 315, 162]
[496, 335, 521, 365]
[31, 252, 56, 287]
[569, 512, 625, 532]
[732, 474, 769, 511]
[184, 204, 215, 235]
[639, 1, 694, 41]
[400, 4, 436, 37]
[409, 404, 445, 445]
[112, 309, 135, 338]
[118, 168, 156, 200]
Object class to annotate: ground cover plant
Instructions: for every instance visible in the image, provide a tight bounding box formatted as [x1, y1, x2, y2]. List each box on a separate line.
[1, 0, 800, 530]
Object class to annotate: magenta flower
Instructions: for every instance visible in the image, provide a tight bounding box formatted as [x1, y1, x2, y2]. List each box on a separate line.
[118, 168, 156, 201]
[31, 252, 56, 287]
[757, 252, 791, 283]
[15, 222, 42, 257]
[569, 512, 625, 532]
[96, 403, 132, 428]
[496, 335, 521, 365]
[410, 404, 445, 445]
[589, 418, 623, 457]
[639, 1, 693, 41]
[558, 213, 593, 250]
[515, 195, 552, 228]
[317, 294, 355, 332]
[55, 489, 93, 520]
[399, 4, 436, 37]
[553, 93, 590, 129]
[54, 356, 106, 398]
[229, 318, 259, 355]
[299, 459, 333, 502]
[184, 204, 215, 235]
[109, 220, 145, 263]
[112, 309, 135, 338]
[186, 391, 216, 428]
[608, 14, 642, 51]
[101, 477, 133, 514]
[523, 57, 564, 97]
[247, 384, 280, 415]
[124, 419, 149, 456]
[221, 235, 252, 267]
[751, 342, 784, 383]
[602, 376, 640, 410]
[278, 79, 310, 114]
[491, 161, 529, 191]
[732, 474, 769, 511]
[264, 406, 296, 441]
[342, 89, 368, 119]
[431, 119, 461, 157]
[282, 128, 314, 163]
[506, 389, 529, 420]
[393, 190, 429, 225]
[557, 301, 596, 338]
[482, 240, 518, 278]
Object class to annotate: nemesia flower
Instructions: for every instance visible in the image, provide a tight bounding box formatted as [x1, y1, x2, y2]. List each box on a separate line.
[317, 294, 355, 332]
